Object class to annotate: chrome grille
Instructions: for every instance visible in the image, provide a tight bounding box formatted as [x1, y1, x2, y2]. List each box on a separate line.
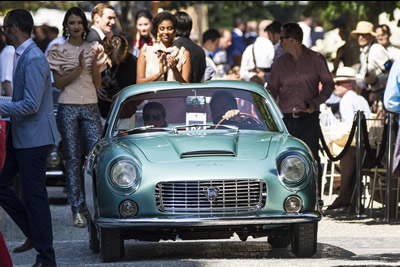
[155, 179, 266, 213]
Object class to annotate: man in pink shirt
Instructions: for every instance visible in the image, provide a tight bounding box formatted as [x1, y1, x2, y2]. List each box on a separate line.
[267, 22, 334, 198]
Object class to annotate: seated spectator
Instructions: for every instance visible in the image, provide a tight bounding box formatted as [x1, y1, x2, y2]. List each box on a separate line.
[326, 67, 372, 210]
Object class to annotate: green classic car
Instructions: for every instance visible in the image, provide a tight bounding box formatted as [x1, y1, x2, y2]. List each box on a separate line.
[83, 80, 322, 262]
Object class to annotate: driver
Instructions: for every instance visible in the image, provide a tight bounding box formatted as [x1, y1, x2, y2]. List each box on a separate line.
[143, 102, 168, 127]
[209, 91, 239, 124]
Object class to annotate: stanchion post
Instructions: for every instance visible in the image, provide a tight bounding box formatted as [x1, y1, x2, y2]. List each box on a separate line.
[385, 113, 392, 222]
[355, 111, 362, 216]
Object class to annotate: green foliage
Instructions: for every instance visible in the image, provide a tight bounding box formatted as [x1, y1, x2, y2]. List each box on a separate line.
[304, 1, 400, 30]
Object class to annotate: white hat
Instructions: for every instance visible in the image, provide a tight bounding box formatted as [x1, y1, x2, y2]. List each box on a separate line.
[333, 67, 357, 82]
[351, 21, 377, 37]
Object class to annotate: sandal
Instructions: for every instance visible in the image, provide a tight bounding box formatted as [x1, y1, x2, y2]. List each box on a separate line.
[73, 213, 86, 228]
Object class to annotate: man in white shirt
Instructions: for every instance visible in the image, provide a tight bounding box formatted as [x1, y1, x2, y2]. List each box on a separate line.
[375, 24, 400, 61]
[0, 44, 14, 96]
[351, 21, 390, 104]
[335, 67, 372, 123]
[240, 21, 274, 86]
[201, 29, 221, 81]
[212, 28, 232, 78]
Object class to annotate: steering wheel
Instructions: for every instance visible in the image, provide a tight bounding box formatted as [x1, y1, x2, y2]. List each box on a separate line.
[215, 111, 262, 129]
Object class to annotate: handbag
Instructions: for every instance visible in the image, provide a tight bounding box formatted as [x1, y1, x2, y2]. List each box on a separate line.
[102, 64, 120, 98]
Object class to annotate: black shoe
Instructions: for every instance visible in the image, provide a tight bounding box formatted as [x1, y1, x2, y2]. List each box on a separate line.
[13, 237, 33, 253]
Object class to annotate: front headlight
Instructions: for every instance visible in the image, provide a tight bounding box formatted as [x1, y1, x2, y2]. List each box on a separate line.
[111, 160, 139, 189]
[280, 155, 306, 183]
[277, 152, 310, 189]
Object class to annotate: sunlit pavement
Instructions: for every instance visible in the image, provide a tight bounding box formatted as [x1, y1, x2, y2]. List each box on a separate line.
[1, 187, 400, 266]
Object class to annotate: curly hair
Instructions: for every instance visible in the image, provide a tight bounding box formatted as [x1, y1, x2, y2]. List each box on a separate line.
[150, 11, 177, 38]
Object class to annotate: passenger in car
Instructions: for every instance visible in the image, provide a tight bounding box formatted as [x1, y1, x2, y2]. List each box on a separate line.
[143, 102, 168, 127]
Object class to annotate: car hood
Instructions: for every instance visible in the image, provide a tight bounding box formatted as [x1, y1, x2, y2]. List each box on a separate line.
[121, 132, 276, 163]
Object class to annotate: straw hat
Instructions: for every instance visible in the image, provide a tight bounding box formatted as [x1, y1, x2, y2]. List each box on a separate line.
[351, 21, 377, 37]
[333, 67, 357, 82]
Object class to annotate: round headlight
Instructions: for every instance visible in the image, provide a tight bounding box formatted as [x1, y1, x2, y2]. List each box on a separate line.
[284, 195, 303, 213]
[119, 200, 138, 218]
[111, 160, 137, 188]
[280, 155, 306, 183]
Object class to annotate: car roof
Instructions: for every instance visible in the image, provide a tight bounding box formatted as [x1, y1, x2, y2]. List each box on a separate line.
[117, 80, 271, 101]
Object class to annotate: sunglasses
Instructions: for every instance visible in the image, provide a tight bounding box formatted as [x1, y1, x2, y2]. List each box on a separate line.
[0, 24, 13, 32]
[280, 36, 291, 41]
[143, 114, 161, 121]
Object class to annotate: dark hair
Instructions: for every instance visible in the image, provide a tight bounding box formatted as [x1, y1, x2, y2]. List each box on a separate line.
[143, 102, 167, 127]
[233, 17, 243, 28]
[103, 34, 129, 65]
[151, 11, 177, 38]
[210, 91, 237, 111]
[48, 26, 59, 36]
[5, 9, 34, 35]
[281, 22, 303, 43]
[135, 9, 153, 24]
[62, 7, 90, 40]
[202, 29, 221, 44]
[174, 11, 192, 38]
[376, 24, 391, 35]
[143, 102, 166, 118]
[119, 31, 134, 50]
[266, 20, 282, 35]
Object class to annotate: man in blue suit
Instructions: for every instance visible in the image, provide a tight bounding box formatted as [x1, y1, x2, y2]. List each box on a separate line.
[227, 16, 247, 69]
[0, 9, 60, 267]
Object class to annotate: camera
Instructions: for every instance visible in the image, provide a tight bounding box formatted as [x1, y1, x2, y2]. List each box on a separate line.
[384, 59, 393, 72]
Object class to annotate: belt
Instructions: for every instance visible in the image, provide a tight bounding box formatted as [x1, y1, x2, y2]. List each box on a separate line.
[283, 112, 316, 119]
[259, 68, 271, 72]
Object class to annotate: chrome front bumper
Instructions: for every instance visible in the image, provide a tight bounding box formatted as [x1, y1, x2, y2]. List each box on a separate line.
[95, 212, 322, 228]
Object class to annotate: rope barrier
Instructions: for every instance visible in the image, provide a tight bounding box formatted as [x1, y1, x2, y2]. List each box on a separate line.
[319, 112, 388, 168]
[319, 112, 358, 162]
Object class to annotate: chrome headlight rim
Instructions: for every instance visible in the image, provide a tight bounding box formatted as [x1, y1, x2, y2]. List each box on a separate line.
[108, 156, 142, 195]
[284, 195, 303, 213]
[276, 151, 311, 189]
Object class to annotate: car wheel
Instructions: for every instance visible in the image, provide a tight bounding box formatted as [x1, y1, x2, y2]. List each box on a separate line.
[291, 222, 318, 257]
[268, 233, 291, 248]
[100, 227, 124, 262]
[88, 218, 100, 253]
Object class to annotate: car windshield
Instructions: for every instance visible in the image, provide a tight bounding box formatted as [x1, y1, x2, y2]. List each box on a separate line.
[112, 88, 279, 136]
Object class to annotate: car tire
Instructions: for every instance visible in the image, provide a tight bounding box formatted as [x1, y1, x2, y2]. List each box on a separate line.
[268, 233, 291, 248]
[291, 222, 318, 257]
[88, 218, 100, 253]
[100, 227, 124, 262]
